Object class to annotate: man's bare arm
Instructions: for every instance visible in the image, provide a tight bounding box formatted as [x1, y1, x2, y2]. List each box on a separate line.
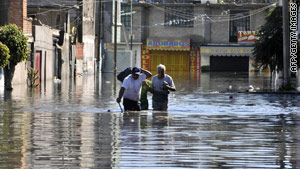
[166, 85, 176, 91]
[116, 87, 125, 103]
[143, 81, 153, 93]
[140, 68, 152, 78]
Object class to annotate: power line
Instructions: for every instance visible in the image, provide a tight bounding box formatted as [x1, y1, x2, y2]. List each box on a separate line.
[128, 2, 275, 28]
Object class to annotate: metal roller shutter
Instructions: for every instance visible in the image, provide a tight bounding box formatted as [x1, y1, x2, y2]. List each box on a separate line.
[210, 56, 249, 72]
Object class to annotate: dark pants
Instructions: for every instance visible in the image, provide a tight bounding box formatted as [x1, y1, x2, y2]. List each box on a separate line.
[123, 98, 141, 111]
[140, 99, 149, 110]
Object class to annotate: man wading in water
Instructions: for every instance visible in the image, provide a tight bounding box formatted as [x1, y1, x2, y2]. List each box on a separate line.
[146, 64, 176, 111]
[116, 67, 152, 111]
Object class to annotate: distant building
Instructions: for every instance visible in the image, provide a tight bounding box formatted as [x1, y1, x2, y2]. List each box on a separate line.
[103, 0, 277, 73]
[27, 0, 73, 81]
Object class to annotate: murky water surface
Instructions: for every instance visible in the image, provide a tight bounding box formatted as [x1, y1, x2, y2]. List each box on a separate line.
[0, 72, 300, 168]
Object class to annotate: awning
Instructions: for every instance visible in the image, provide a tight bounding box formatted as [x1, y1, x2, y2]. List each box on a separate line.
[200, 46, 254, 57]
[146, 39, 190, 51]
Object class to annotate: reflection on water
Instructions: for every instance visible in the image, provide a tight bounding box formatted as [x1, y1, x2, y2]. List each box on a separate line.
[0, 72, 300, 168]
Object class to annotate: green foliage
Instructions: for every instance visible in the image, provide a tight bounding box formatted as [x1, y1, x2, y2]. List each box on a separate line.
[0, 42, 10, 67]
[0, 24, 29, 65]
[253, 7, 283, 72]
[279, 79, 296, 91]
[254, 6, 300, 72]
[27, 67, 40, 88]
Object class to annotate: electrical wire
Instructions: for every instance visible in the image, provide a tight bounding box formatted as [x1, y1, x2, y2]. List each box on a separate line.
[1, 0, 276, 33]
[129, 2, 275, 28]
[147, 1, 274, 20]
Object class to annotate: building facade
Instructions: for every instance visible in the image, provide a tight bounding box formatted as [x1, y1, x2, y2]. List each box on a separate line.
[102, 0, 277, 73]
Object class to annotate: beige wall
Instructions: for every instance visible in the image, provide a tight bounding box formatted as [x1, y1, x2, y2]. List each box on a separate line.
[12, 61, 28, 87]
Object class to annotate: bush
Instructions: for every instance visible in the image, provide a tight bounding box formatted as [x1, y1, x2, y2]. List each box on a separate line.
[0, 24, 29, 65]
[0, 42, 10, 67]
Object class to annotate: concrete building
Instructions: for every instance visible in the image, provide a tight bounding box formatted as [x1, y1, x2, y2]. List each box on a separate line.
[103, 0, 278, 73]
[0, 0, 76, 88]
[27, 0, 77, 81]
[102, 0, 142, 73]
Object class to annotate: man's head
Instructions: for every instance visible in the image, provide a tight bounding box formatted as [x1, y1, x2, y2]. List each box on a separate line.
[157, 64, 166, 78]
[131, 66, 141, 80]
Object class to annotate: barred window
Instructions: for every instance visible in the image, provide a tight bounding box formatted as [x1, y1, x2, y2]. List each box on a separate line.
[229, 10, 250, 42]
[164, 6, 194, 27]
[121, 5, 131, 27]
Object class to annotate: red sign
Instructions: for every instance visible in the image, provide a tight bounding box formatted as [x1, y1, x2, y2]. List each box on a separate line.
[141, 45, 150, 70]
[238, 31, 259, 43]
[190, 48, 201, 73]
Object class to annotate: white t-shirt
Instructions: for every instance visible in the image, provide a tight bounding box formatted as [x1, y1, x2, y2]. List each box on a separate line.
[122, 74, 147, 101]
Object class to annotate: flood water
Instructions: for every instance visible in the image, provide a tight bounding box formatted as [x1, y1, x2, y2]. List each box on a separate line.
[0, 72, 300, 169]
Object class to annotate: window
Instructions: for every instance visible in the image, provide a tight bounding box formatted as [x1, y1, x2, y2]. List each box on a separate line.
[229, 10, 250, 42]
[121, 5, 131, 27]
[165, 6, 194, 27]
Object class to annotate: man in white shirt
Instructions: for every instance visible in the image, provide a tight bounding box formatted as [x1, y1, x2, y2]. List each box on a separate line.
[116, 67, 152, 111]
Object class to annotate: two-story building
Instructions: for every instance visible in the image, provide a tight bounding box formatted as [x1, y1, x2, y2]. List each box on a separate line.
[103, 0, 277, 73]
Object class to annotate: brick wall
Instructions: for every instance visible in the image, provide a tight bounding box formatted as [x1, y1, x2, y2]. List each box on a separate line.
[8, 0, 32, 34]
[9, 0, 23, 27]
[22, 0, 32, 34]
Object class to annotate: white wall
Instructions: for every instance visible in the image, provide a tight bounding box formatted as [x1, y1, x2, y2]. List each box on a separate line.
[201, 55, 210, 67]
[34, 25, 55, 81]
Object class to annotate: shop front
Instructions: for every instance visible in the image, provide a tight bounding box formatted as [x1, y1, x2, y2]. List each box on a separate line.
[141, 39, 194, 72]
[200, 46, 255, 72]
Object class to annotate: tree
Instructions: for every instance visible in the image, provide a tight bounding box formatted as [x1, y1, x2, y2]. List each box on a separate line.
[253, 7, 283, 73]
[0, 24, 29, 90]
[0, 42, 10, 68]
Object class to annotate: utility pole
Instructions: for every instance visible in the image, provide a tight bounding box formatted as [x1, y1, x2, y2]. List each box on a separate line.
[114, 0, 118, 91]
[282, 0, 290, 84]
[130, 0, 133, 50]
[97, 0, 103, 73]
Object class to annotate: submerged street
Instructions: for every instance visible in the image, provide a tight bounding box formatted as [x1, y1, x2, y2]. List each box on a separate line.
[0, 72, 300, 168]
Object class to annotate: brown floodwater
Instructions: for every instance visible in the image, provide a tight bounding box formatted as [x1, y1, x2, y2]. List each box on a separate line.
[0, 72, 300, 168]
